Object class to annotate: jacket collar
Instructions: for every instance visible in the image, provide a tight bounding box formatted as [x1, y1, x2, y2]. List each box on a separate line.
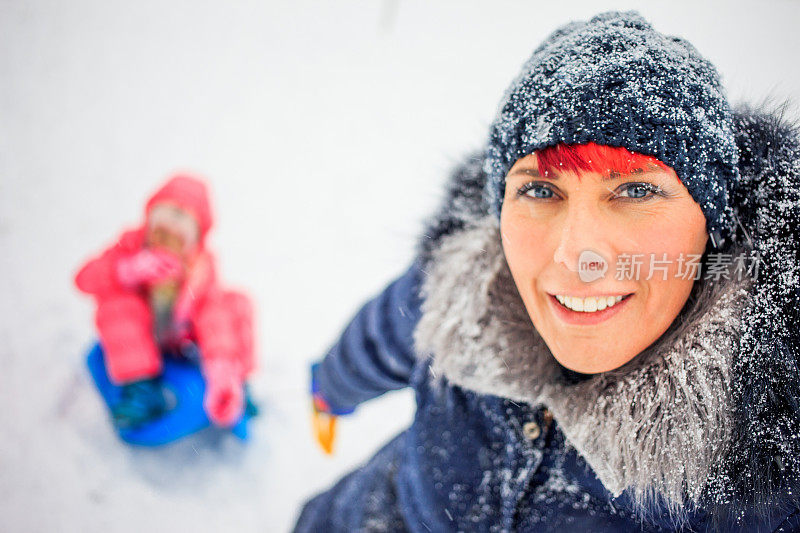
[412, 101, 800, 527]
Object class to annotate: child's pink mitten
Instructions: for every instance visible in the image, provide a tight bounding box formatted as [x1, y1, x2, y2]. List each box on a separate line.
[116, 248, 182, 288]
[202, 359, 245, 427]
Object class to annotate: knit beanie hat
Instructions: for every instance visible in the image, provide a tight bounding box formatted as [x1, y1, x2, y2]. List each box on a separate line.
[484, 10, 739, 249]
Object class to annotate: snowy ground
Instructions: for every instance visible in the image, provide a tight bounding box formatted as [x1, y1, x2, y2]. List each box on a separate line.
[2, 1, 799, 531]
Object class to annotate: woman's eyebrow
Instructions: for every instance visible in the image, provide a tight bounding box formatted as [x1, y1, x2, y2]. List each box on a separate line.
[605, 167, 663, 181]
[508, 167, 551, 179]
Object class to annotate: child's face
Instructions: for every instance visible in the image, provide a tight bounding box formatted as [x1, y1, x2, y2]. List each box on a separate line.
[146, 202, 200, 257]
[500, 153, 708, 374]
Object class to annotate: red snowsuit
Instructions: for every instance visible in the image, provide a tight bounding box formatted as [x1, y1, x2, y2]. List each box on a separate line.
[74, 175, 255, 386]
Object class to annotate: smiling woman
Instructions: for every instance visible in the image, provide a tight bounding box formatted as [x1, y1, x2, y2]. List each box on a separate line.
[501, 144, 709, 373]
[295, 9, 800, 533]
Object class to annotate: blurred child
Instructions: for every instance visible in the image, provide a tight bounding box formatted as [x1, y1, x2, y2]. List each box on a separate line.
[75, 174, 256, 429]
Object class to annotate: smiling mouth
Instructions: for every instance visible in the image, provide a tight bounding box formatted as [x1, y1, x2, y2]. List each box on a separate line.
[547, 292, 635, 326]
[551, 293, 634, 313]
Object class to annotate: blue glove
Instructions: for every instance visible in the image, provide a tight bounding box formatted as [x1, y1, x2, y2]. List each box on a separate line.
[310, 362, 356, 416]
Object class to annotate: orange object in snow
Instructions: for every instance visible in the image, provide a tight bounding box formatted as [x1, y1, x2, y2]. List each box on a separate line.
[312, 396, 338, 455]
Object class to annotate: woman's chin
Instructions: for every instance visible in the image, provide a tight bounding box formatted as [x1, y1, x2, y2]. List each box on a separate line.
[550, 348, 637, 374]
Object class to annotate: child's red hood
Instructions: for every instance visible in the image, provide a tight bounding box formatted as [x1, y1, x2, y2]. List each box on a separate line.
[144, 173, 213, 242]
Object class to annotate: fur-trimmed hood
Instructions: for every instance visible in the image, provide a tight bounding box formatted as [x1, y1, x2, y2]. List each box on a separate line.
[411, 101, 800, 527]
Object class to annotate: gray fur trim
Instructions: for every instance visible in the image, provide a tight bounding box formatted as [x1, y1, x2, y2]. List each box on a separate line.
[413, 213, 754, 519]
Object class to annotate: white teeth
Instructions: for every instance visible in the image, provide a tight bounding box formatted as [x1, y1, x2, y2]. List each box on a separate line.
[555, 294, 629, 313]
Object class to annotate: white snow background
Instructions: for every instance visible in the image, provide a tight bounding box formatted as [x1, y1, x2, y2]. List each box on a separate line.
[1, 1, 799, 531]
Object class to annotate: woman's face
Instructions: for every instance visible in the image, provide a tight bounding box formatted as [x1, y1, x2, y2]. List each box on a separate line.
[500, 153, 708, 373]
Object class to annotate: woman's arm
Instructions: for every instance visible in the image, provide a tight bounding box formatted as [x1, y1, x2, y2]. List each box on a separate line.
[311, 257, 426, 415]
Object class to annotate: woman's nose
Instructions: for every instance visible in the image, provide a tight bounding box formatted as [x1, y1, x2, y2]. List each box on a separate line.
[552, 206, 614, 274]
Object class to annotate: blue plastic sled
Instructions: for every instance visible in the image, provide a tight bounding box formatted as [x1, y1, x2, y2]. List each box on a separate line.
[86, 341, 251, 446]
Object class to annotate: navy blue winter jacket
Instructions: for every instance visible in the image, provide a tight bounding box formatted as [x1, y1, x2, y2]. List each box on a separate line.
[293, 105, 800, 532]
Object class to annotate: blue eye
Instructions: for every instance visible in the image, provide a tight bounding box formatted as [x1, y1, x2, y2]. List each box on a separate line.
[617, 182, 663, 201]
[517, 182, 557, 200]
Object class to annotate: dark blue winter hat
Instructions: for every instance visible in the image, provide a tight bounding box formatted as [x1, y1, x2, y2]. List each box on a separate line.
[484, 10, 739, 248]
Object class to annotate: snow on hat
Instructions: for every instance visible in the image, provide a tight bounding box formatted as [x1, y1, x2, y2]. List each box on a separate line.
[145, 173, 213, 240]
[484, 10, 740, 248]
